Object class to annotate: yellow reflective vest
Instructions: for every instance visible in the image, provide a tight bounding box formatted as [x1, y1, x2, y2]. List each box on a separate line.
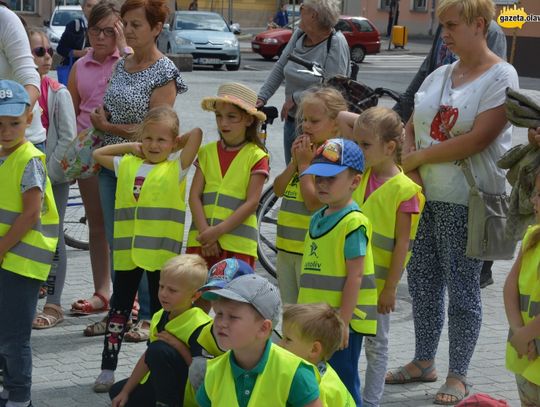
[205, 343, 306, 406]
[113, 155, 186, 271]
[298, 208, 378, 335]
[187, 141, 267, 257]
[0, 141, 58, 281]
[318, 362, 354, 407]
[276, 172, 313, 254]
[506, 225, 540, 385]
[141, 307, 223, 406]
[353, 168, 424, 294]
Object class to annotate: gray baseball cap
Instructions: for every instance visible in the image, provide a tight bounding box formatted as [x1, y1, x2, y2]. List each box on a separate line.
[202, 274, 282, 326]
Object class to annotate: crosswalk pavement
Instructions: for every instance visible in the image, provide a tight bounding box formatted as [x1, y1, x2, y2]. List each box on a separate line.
[360, 54, 426, 74]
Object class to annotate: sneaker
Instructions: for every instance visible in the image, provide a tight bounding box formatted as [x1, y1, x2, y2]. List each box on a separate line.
[93, 370, 114, 393]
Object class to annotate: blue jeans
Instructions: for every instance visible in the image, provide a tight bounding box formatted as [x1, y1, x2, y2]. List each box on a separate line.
[0, 268, 41, 403]
[33, 141, 46, 153]
[283, 118, 298, 165]
[98, 168, 151, 320]
[329, 330, 363, 406]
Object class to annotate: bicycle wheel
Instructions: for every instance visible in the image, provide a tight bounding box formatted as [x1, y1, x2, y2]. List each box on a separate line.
[256, 185, 281, 278]
[64, 184, 89, 250]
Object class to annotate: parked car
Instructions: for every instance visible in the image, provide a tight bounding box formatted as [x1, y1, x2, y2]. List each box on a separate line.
[251, 16, 380, 63]
[44, 5, 83, 50]
[157, 11, 241, 71]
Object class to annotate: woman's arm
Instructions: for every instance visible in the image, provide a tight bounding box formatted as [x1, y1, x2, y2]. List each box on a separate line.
[92, 142, 142, 171]
[178, 128, 202, 170]
[111, 353, 149, 407]
[402, 105, 508, 172]
[67, 63, 81, 118]
[340, 256, 364, 349]
[378, 211, 412, 314]
[337, 111, 358, 140]
[196, 173, 266, 246]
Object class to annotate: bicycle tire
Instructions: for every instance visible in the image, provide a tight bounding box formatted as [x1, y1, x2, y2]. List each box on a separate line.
[256, 185, 281, 278]
[64, 185, 89, 251]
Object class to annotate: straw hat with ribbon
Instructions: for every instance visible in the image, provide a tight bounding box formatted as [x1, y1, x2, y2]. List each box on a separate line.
[201, 82, 267, 122]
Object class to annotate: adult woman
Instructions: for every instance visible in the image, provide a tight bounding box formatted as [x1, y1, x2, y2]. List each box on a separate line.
[89, 0, 186, 359]
[386, 0, 519, 404]
[67, 1, 122, 327]
[256, 0, 350, 164]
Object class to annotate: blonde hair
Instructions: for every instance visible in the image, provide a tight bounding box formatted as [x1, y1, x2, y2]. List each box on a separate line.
[134, 105, 179, 142]
[27, 28, 49, 44]
[296, 87, 348, 136]
[437, 0, 495, 33]
[302, 0, 341, 29]
[160, 254, 208, 290]
[354, 106, 404, 164]
[283, 303, 344, 361]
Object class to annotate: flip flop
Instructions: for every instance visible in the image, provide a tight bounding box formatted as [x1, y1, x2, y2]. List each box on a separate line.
[70, 292, 109, 315]
[434, 373, 470, 405]
[32, 304, 64, 329]
[385, 360, 438, 384]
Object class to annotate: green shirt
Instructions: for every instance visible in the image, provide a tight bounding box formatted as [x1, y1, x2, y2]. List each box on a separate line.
[196, 340, 320, 407]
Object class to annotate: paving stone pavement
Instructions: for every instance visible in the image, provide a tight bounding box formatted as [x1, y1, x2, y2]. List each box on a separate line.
[27, 248, 522, 407]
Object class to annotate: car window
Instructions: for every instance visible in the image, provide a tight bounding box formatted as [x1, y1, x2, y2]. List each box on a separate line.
[334, 19, 352, 33]
[352, 19, 373, 32]
[174, 13, 229, 32]
[52, 10, 83, 26]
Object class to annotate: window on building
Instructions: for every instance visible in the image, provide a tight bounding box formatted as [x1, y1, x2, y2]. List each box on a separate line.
[379, 0, 393, 11]
[9, 0, 36, 12]
[412, 0, 427, 11]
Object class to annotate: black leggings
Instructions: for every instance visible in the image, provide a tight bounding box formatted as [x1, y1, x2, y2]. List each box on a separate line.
[109, 341, 188, 406]
[101, 268, 161, 371]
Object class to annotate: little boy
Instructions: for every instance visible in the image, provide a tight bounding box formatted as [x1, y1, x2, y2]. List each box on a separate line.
[197, 274, 323, 407]
[0, 80, 59, 407]
[280, 302, 355, 406]
[109, 254, 222, 407]
[298, 138, 377, 404]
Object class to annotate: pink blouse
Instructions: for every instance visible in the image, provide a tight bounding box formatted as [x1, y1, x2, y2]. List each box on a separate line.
[74, 48, 120, 133]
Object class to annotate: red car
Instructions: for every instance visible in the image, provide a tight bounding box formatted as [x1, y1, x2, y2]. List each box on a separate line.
[251, 16, 380, 63]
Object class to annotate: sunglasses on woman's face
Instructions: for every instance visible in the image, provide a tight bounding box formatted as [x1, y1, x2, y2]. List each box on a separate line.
[33, 46, 54, 58]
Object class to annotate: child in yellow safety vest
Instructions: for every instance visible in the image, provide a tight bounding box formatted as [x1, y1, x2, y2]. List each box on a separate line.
[298, 138, 376, 404]
[273, 87, 348, 305]
[0, 80, 59, 407]
[92, 106, 202, 392]
[280, 303, 355, 407]
[109, 254, 222, 407]
[186, 82, 269, 270]
[197, 274, 323, 407]
[504, 169, 540, 407]
[338, 107, 424, 406]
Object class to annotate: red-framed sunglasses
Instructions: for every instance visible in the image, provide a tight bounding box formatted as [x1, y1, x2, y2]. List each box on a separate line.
[32, 46, 54, 58]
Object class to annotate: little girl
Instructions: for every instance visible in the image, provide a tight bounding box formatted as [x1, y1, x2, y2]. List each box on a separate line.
[187, 82, 269, 269]
[504, 169, 540, 407]
[28, 29, 77, 330]
[273, 87, 347, 304]
[339, 106, 425, 407]
[92, 106, 202, 392]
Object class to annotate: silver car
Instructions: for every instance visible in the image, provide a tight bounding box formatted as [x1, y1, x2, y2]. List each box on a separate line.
[158, 11, 241, 71]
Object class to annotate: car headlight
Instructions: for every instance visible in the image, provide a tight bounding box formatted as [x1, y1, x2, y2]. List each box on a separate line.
[175, 37, 193, 46]
[223, 38, 238, 47]
[262, 38, 279, 44]
[49, 33, 60, 43]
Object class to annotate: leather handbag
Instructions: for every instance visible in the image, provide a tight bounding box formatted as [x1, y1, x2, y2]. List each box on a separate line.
[460, 160, 516, 260]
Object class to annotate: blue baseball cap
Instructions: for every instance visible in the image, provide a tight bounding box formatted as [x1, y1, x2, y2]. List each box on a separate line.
[301, 138, 364, 177]
[198, 258, 254, 292]
[0, 80, 30, 117]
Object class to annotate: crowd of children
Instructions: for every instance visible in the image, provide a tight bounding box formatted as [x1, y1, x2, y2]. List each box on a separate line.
[0, 49, 539, 407]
